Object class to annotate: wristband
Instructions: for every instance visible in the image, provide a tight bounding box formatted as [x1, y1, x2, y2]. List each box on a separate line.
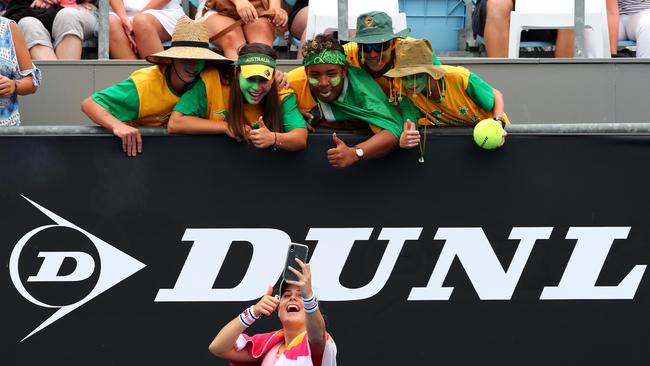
[302, 293, 319, 314]
[238, 305, 259, 327]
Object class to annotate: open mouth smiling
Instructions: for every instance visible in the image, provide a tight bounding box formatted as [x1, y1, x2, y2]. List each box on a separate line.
[287, 304, 301, 313]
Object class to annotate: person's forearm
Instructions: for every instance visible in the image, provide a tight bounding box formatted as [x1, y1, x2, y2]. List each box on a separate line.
[142, 0, 171, 12]
[81, 97, 128, 131]
[168, 111, 229, 134]
[492, 88, 504, 119]
[275, 128, 307, 151]
[208, 317, 247, 357]
[15, 76, 36, 95]
[606, 0, 619, 54]
[305, 308, 326, 354]
[356, 129, 398, 160]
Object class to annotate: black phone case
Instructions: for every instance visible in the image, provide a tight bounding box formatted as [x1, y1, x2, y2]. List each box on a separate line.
[282, 244, 309, 282]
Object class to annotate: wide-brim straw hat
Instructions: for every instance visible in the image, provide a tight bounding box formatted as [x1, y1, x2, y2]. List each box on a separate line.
[146, 16, 232, 64]
[384, 38, 446, 80]
[349, 11, 410, 44]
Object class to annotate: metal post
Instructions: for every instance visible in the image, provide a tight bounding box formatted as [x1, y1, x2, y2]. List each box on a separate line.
[98, 0, 110, 60]
[182, 0, 190, 18]
[462, 0, 474, 51]
[337, 0, 349, 41]
[574, 0, 585, 58]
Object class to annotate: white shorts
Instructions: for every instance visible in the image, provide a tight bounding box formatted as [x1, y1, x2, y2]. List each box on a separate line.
[110, 0, 184, 36]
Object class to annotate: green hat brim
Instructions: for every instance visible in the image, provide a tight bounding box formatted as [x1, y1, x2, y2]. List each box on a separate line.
[384, 64, 446, 80]
[350, 28, 410, 44]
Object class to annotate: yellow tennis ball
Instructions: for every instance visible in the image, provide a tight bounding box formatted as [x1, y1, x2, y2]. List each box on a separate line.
[473, 118, 504, 150]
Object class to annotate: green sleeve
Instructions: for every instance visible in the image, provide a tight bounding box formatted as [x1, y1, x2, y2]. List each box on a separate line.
[466, 71, 495, 112]
[91, 79, 140, 122]
[398, 96, 424, 123]
[279, 93, 307, 132]
[173, 79, 208, 118]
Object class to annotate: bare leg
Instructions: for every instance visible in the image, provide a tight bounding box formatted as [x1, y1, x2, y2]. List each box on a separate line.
[484, 0, 513, 57]
[205, 13, 246, 60]
[555, 29, 574, 57]
[132, 13, 169, 58]
[55, 34, 83, 59]
[109, 14, 137, 59]
[30, 45, 57, 60]
[290, 6, 308, 59]
[242, 18, 274, 46]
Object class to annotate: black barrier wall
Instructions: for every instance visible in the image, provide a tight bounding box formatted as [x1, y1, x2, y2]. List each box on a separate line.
[2, 133, 649, 365]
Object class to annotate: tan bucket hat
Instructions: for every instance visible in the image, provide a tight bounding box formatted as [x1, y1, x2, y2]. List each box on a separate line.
[384, 38, 446, 80]
[146, 16, 232, 64]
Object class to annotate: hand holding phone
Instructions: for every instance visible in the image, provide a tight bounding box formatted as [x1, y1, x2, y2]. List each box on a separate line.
[282, 243, 309, 282]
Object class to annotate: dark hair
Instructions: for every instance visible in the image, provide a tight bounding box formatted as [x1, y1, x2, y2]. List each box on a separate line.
[301, 34, 343, 60]
[228, 43, 281, 141]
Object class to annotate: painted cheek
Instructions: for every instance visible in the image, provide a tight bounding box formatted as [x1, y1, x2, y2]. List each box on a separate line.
[195, 61, 206, 73]
[330, 76, 341, 87]
[308, 77, 319, 86]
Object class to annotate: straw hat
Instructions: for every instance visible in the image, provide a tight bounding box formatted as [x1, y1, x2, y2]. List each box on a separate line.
[146, 16, 232, 64]
[384, 38, 446, 80]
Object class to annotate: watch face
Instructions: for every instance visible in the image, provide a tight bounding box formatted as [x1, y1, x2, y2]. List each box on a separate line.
[356, 148, 364, 158]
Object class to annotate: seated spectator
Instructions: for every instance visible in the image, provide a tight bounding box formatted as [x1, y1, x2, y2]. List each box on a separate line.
[287, 34, 403, 168]
[6, 0, 98, 60]
[108, 0, 185, 59]
[282, 0, 307, 59]
[580, 0, 647, 57]
[613, 0, 650, 57]
[81, 16, 231, 156]
[342, 11, 441, 96]
[472, 0, 577, 57]
[197, 0, 287, 60]
[169, 43, 308, 151]
[384, 39, 509, 148]
[0, 15, 41, 126]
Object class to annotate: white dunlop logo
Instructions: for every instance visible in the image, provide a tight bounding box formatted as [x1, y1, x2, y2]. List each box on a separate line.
[9, 196, 146, 341]
[10, 198, 648, 341]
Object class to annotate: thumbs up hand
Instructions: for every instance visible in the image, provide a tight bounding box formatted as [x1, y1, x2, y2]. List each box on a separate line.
[253, 285, 280, 317]
[399, 119, 420, 149]
[327, 133, 358, 168]
[249, 116, 276, 149]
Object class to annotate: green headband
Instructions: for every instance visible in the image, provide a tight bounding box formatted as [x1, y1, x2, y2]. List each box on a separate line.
[303, 50, 348, 67]
[236, 53, 277, 68]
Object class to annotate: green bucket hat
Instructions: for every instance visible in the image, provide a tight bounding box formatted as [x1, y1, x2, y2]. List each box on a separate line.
[349, 11, 410, 44]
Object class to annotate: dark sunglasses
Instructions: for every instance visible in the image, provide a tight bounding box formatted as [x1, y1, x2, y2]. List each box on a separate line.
[361, 40, 393, 53]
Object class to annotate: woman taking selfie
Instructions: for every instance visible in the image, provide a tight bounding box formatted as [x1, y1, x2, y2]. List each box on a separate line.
[208, 258, 337, 366]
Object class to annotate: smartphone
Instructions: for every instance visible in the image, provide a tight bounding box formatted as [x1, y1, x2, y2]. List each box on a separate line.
[282, 243, 309, 282]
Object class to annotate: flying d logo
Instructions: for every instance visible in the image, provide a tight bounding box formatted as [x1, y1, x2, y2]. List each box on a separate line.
[9, 196, 146, 341]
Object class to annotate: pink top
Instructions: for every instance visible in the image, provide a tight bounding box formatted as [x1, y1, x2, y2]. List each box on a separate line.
[59, 0, 79, 8]
[260, 343, 282, 366]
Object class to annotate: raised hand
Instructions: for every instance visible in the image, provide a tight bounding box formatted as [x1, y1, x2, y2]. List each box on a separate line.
[400, 119, 420, 149]
[252, 286, 280, 316]
[327, 133, 357, 168]
[248, 116, 275, 148]
[286, 258, 314, 299]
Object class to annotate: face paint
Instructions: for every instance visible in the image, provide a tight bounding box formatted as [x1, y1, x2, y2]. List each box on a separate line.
[308, 77, 319, 86]
[402, 73, 427, 95]
[330, 76, 342, 87]
[194, 60, 206, 74]
[238, 73, 261, 104]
